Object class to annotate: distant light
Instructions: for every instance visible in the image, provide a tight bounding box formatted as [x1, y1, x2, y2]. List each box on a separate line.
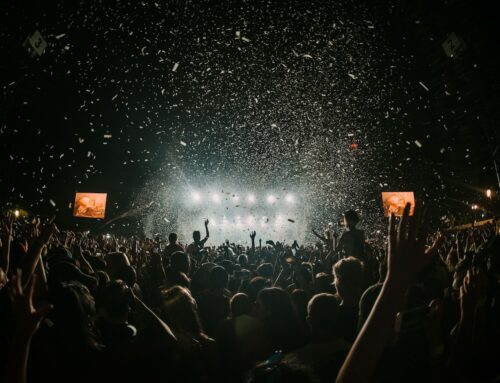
[247, 194, 256, 203]
[14, 209, 20, 218]
[471, 204, 478, 210]
[246, 215, 255, 224]
[191, 191, 201, 203]
[105, 233, 111, 239]
[236, 216, 242, 227]
[261, 216, 267, 227]
[233, 195, 240, 202]
[267, 195, 276, 204]
[486, 189, 492, 198]
[285, 194, 294, 203]
[212, 194, 220, 203]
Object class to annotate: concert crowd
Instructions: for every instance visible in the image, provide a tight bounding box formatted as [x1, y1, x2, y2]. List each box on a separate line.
[0, 204, 499, 382]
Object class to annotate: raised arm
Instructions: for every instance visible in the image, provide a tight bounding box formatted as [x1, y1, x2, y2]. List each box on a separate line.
[312, 228, 328, 243]
[5, 270, 53, 383]
[0, 212, 15, 274]
[336, 203, 443, 383]
[201, 219, 210, 245]
[250, 231, 256, 252]
[21, 221, 58, 287]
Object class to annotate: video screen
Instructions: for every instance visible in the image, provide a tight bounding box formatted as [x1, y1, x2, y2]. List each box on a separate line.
[381, 192, 415, 217]
[73, 192, 107, 219]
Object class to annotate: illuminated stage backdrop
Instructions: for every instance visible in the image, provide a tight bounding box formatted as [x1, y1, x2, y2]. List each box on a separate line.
[176, 189, 308, 245]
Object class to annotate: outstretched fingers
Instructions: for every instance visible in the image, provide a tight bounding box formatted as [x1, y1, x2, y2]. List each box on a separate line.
[396, 203, 411, 245]
[388, 213, 396, 255]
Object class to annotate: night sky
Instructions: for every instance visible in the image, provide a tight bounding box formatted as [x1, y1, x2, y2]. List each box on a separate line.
[1, 0, 499, 237]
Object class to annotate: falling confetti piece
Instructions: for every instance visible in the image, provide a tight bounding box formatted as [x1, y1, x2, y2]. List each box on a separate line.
[418, 81, 429, 91]
[414, 140, 422, 148]
[180, 140, 187, 146]
[49, 199, 56, 207]
[172, 62, 179, 72]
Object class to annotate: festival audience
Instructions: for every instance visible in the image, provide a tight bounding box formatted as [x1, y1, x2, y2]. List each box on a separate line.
[0, 204, 499, 382]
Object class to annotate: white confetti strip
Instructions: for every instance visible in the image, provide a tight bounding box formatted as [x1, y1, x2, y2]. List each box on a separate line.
[418, 81, 429, 91]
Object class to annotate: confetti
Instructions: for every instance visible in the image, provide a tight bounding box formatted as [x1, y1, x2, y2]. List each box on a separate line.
[418, 81, 429, 91]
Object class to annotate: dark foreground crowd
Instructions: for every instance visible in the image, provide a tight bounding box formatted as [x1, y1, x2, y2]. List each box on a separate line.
[0, 204, 499, 383]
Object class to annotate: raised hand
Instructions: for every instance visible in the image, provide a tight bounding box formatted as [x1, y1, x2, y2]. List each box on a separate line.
[1, 211, 15, 272]
[387, 202, 443, 284]
[204, 219, 209, 226]
[1, 211, 15, 239]
[23, 221, 59, 286]
[9, 269, 53, 340]
[250, 231, 256, 241]
[336, 201, 444, 383]
[265, 240, 275, 247]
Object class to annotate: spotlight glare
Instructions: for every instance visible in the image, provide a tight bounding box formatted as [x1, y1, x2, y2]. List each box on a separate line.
[267, 195, 276, 204]
[486, 189, 492, 198]
[247, 194, 256, 203]
[285, 194, 294, 203]
[14, 209, 20, 218]
[275, 214, 283, 225]
[212, 194, 220, 203]
[236, 216, 242, 227]
[191, 191, 201, 203]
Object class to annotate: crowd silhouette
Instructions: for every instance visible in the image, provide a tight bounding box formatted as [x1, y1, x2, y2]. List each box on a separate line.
[0, 203, 499, 382]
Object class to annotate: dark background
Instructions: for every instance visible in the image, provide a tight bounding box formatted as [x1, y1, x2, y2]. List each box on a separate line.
[1, 0, 499, 236]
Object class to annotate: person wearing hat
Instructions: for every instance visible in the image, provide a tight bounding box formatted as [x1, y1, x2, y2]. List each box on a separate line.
[336, 210, 365, 261]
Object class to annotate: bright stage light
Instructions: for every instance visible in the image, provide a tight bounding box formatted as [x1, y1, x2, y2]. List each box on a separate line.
[246, 215, 255, 224]
[267, 195, 276, 204]
[232, 195, 240, 202]
[14, 209, 20, 218]
[212, 194, 221, 203]
[236, 215, 242, 227]
[260, 216, 267, 227]
[285, 194, 294, 203]
[275, 214, 283, 225]
[191, 191, 201, 203]
[247, 194, 256, 203]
